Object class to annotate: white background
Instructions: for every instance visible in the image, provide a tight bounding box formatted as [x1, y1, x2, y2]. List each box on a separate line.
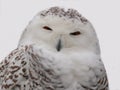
[0, 0, 120, 90]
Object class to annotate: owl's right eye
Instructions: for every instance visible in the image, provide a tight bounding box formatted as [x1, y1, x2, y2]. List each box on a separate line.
[43, 26, 52, 31]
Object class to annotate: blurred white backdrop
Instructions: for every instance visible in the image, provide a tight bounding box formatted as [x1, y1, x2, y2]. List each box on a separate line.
[0, 0, 120, 90]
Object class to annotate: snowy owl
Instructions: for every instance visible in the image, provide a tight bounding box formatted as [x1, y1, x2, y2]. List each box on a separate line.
[0, 7, 109, 90]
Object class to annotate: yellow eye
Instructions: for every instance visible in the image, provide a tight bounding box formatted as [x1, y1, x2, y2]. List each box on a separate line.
[43, 26, 52, 31]
[70, 31, 81, 36]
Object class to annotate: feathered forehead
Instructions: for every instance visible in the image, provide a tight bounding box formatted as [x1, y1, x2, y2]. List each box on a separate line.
[37, 7, 88, 24]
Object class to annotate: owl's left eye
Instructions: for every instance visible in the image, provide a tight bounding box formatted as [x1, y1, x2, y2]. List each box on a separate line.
[43, 26, 52, 31]
[70, 31, 81, 36]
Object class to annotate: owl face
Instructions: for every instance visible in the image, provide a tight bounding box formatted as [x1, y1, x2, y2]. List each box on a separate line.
[19, 7, 100, 54]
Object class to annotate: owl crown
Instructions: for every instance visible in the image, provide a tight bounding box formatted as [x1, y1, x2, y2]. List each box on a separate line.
[39, 7, 88, 24]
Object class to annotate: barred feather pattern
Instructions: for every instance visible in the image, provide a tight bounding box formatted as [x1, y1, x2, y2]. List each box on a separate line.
[0, 45, 64, 90]
[0, 45, 109, 90]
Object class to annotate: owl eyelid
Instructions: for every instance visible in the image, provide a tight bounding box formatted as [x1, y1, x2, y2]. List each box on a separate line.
[43, 26, 52, 31]
[70, 31, 81, 36]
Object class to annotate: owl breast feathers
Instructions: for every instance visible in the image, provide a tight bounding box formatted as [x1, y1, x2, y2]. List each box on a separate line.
[0, 45, 108, 90]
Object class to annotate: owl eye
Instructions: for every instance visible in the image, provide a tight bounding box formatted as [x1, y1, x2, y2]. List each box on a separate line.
[43, 26, 52, 31]
[70, 31, 81, 36]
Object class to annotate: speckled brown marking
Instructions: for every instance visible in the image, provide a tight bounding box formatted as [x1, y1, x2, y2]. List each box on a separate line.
[39, 7, 88, 24]
[25, 45, 29, 51]
[29, 70, 38, 80]
[22, 68, 26, 73]
[15, 56, 20, 60]
[12, 62, 15, 64]
[80, 17, 88, 23]
[10, 66, 21, 74]
[31, 53, 38, 61]
[4, 59, 9, 65]
[10, 66, 19, 69]
[14, 74, 18, 78]
[9, 75, 13, 79]
[13, 79, 17, 83]
[21, 61, 27, 66]
[2, 84, 13, 89]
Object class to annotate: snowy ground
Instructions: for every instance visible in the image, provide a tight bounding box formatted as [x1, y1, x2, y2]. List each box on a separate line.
[0, 0, 120, 90]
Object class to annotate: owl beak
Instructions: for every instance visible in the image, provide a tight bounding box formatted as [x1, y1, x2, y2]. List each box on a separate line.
[56, 39, 62, 52]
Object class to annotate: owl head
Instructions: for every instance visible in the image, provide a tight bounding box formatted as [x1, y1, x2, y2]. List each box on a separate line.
[19, 7, 100, 54]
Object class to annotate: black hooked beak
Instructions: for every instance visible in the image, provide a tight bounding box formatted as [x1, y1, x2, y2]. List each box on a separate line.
[56, 39, 62, 52]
